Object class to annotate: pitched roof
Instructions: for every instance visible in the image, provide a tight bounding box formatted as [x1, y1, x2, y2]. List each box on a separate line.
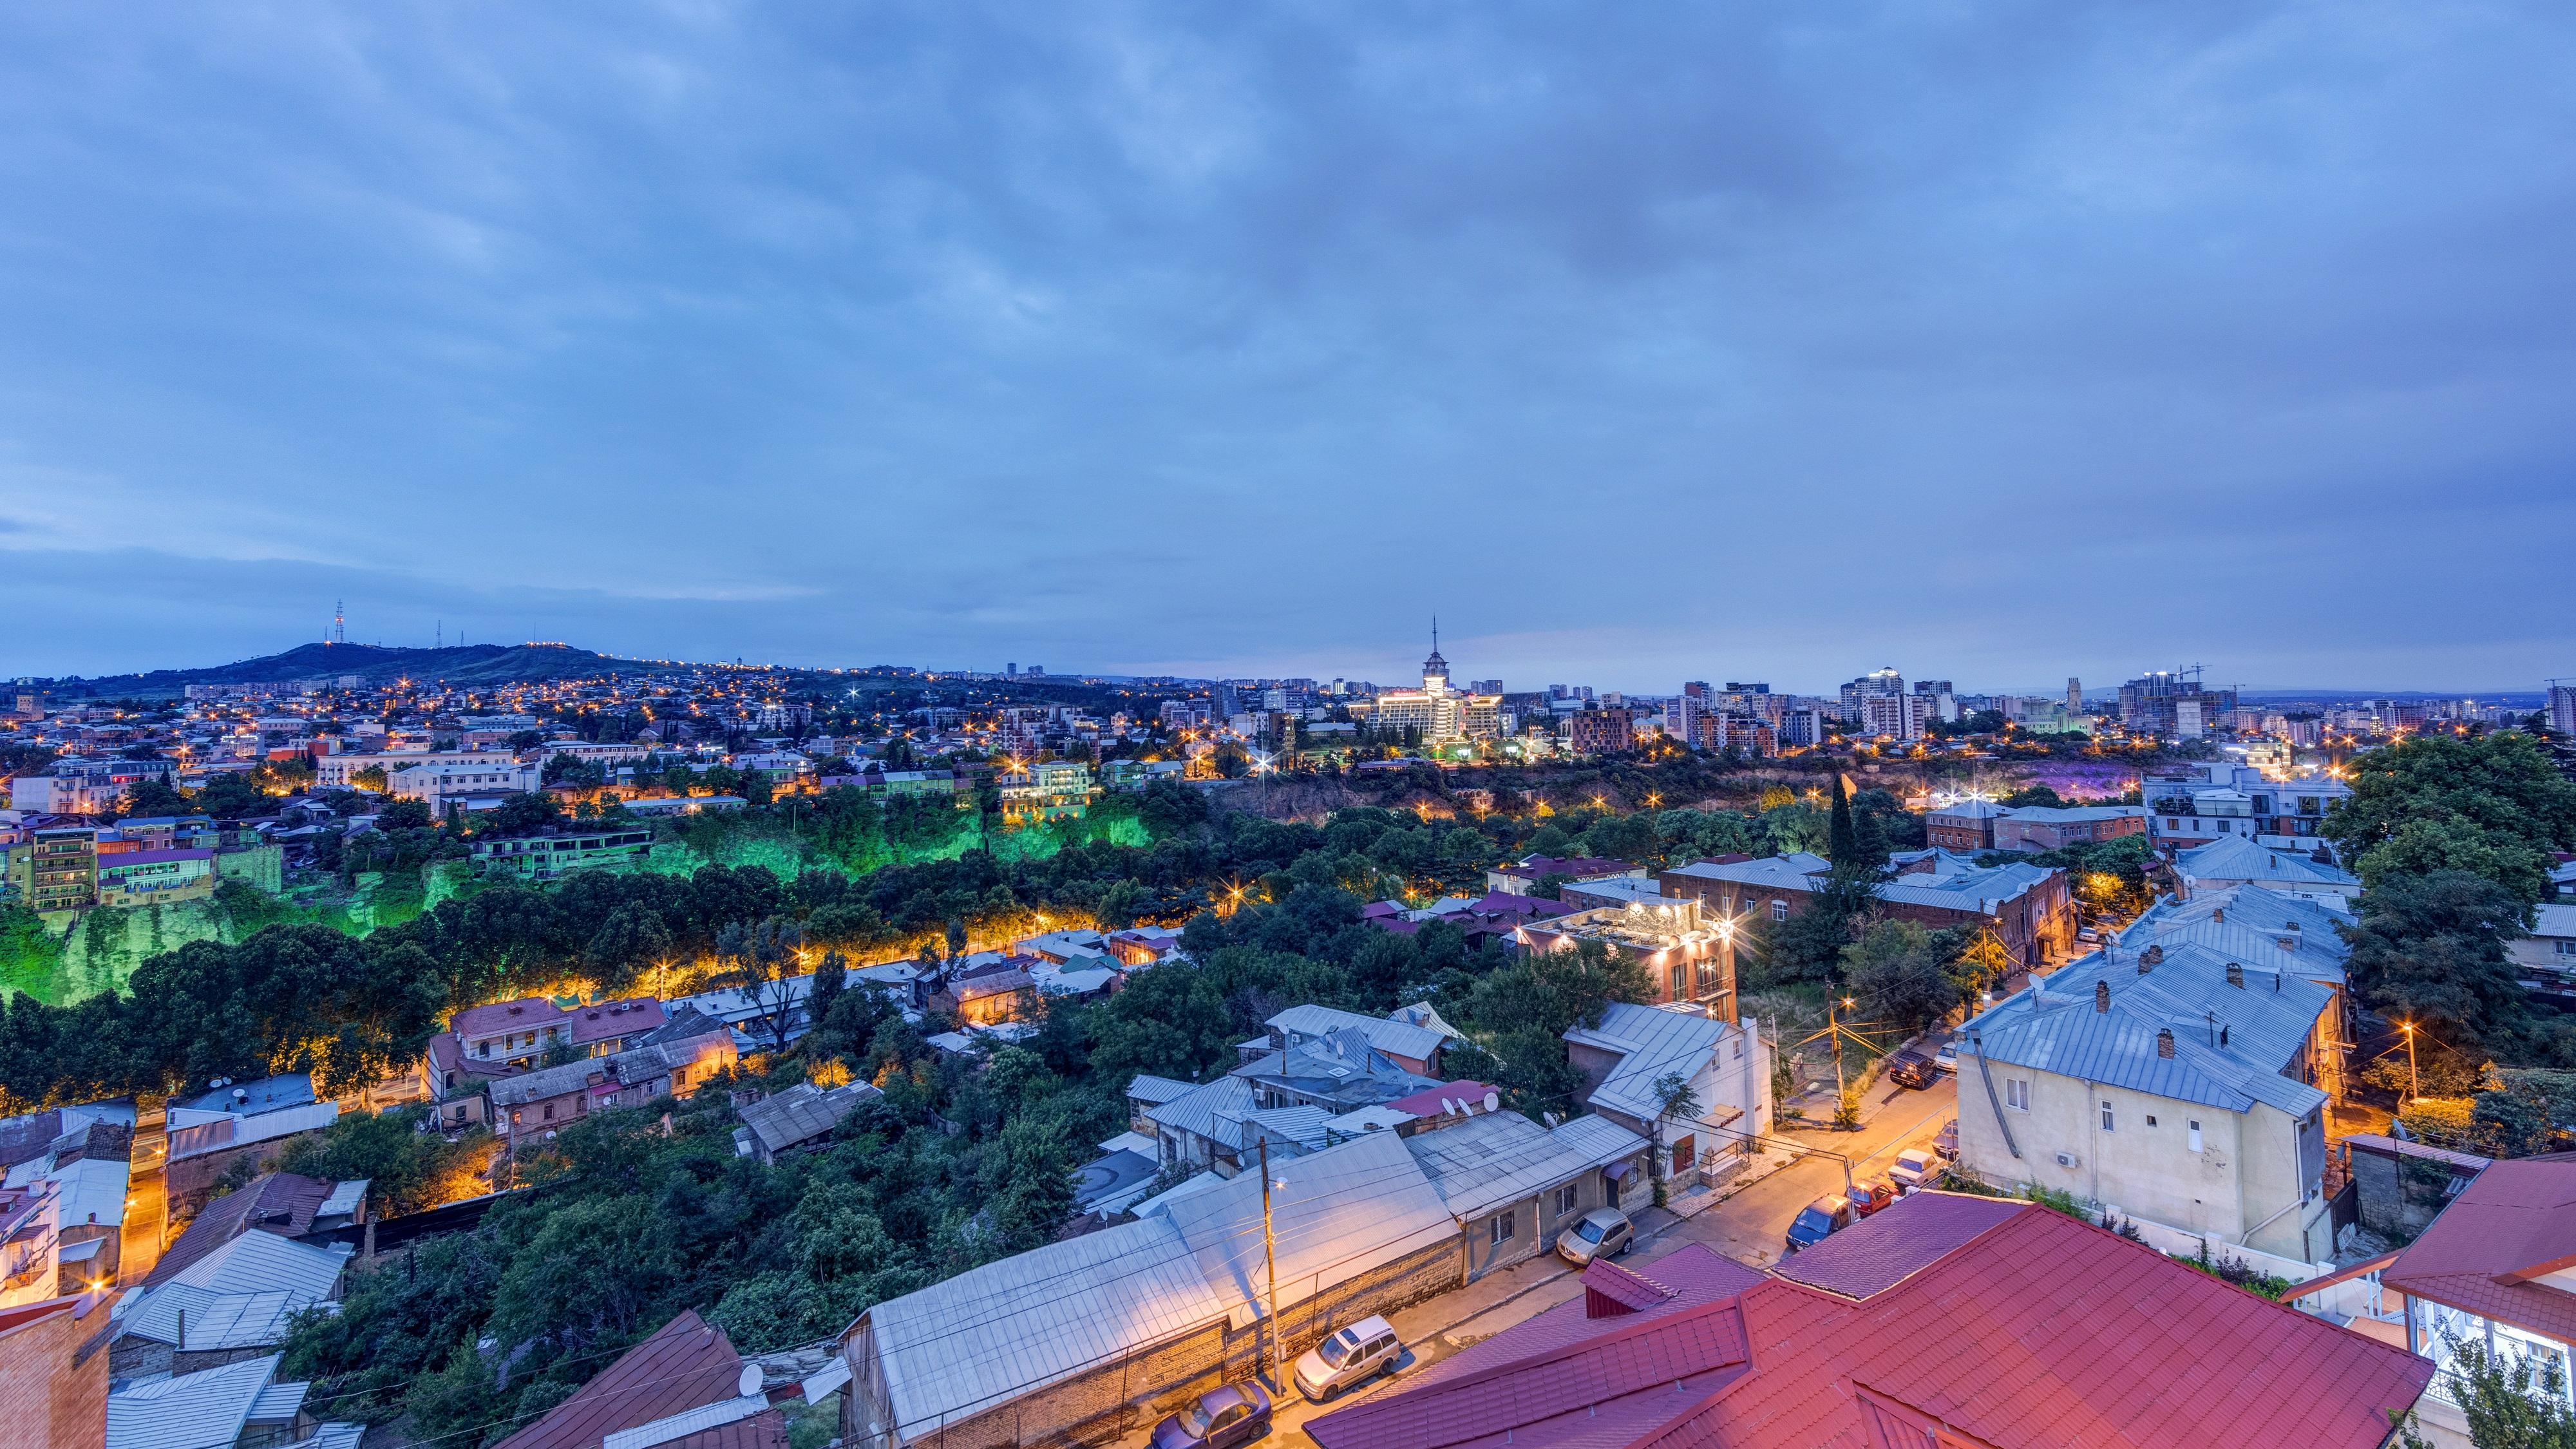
[145, 1172, 338, 1287]
[120, 1230, 352, 1350]
[864, 1129, 1458, 1441]
[1964, 940, 2333, 1118]
[1563, 1004, 1746, 1125]
[1124, 1074, 1198, 1106]
[1268, 1004, 1454, 1061]
[1660, 854, 1832, 893]
[451, 996, 573, 1037]
[493, 1309, 781, 1449]
[737, 1082, 884, 1156]
[1403, 1112, 1649, 1222]
[108, 1352, 290, 1449]
[1307, 1195, 2432, 1449]
[2383, 1154, 2576, 1344]
[2175, 834, 2361, 889]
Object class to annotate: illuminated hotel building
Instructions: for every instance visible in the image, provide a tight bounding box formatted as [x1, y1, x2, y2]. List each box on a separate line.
[1352, 641, 1504, 743]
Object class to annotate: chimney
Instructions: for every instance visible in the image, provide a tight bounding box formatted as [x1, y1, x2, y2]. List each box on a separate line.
[2211, 907, 2224, 923]
[2157, 1028, 2175, 1059]
[2141, 945, 2164, 966]
[2094, 981, 2110, 1013]
[2226, 963, 2244, 989]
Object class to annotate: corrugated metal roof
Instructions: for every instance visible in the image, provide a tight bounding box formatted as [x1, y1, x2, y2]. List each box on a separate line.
[1546, 1114, 1651, 1169]
[1147, 1074, 1259, 1148]
[869, 1215, 1230, 1439]
[1310, 1197, 2432, 1449]
[1124, 1074, 1198, 1105]
[164, 1224, 352, 1297]
[601, 1393, 772, 1449]
[738, 1082, 882, 1155]
[2175, 834, 2360, 889]
[1966, 941, 2333, 1118]
[1403, 1112, 1643, 1222]
[1159, 1128, 1458, 1318]
[494, 1309, 759, 1449]
[1563, 1004, 1741, 1125]
[107, 1352, 278, 1449]
[1268, 1005, 1450, 1062]
[308, 1424, 366, 1449]
[52, 1155, 128, 1229]
[247, 1378, 310, 1422]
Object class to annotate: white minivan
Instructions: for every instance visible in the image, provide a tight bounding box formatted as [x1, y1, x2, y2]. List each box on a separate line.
[1293, 1316, 1402, 1401]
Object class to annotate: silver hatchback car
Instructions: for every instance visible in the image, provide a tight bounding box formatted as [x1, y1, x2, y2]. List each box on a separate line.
[1556, 1207, 1633, 1265]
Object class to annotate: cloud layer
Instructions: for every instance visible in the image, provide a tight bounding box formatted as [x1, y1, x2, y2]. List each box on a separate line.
[2, 3, 2571, 690]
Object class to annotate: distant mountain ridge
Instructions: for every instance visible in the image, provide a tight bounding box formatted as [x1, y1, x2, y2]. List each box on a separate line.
[52, 641, 643, 692]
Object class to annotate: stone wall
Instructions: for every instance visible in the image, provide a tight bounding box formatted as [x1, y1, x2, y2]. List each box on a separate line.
[851, 1235, 1465, 1449]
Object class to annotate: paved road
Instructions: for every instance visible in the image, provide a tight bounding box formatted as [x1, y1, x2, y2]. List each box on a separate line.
[1654, 1077, 1958, 1271]
[118, 1126, 169, 1287]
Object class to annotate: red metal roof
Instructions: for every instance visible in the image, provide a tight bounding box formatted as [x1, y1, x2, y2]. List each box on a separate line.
[492, 1308, 786, 1449]
[1384, 1083, 1500, 1118]
[1309, 1195, 2432, 1449]
[1768, 1191, 2022, 1299]
[567, 998, 669, 1045]
[451, 996, 571, 1038]
[2383, 1155, 2576, 1345]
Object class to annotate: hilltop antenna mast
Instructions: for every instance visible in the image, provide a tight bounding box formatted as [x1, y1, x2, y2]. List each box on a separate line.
[331, 600, 346, 645]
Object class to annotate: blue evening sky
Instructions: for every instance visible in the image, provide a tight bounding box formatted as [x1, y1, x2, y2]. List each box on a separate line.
[2, 4, 2571, 693]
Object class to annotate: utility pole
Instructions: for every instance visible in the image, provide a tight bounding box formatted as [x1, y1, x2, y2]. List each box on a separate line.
[1258, 1139, 1283, 1392]
[2402, 1021, 2420, 1102]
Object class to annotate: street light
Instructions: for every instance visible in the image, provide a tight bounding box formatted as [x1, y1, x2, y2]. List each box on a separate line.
[2401, 1021, 2420, 1102]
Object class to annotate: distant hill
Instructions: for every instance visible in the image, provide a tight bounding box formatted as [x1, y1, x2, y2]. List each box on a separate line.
[50, 641, 647, 695]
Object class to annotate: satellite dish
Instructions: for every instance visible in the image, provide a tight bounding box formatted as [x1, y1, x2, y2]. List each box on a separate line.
[738, 1363, 764, 1398]
[1484, 1091, 1500, 1113]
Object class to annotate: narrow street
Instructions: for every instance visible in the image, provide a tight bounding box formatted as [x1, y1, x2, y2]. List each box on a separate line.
[118, 1121, 167, 1287]
[1119, 1075, 1961, 1449]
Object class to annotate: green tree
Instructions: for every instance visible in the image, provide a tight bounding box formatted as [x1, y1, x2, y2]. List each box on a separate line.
[2402, 1331, 2576, 1448]
[1841, 919, 1959, 1036]
[120, 777, 191, 818]
[2328, 732, 2576, 908]
[2344, 869, 2530, 1053]
[1828, 777, 1857, 863]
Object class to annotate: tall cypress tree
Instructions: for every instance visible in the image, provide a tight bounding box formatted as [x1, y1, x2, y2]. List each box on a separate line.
[1828, 774, 1857, 862]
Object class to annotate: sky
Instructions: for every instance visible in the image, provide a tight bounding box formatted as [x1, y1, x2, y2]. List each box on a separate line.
[2, 3, 2573, 695]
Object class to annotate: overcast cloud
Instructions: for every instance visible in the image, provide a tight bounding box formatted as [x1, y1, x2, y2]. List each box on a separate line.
[1, 3, 2571, 692]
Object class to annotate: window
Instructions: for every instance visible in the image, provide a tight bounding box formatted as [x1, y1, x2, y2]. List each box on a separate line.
[2557, 940, 2576, 958]
[2188, 1120, 2203, 1152]
[1555, 1184, 1579, 1218]
[2101, 1101, 2115, 1132]
[2145, 1115, 2157, 1127]
[1770, 899, 1788, 922]
[1491, 1209, 1516, 1244]
[2005, 1077, 2029, 1111]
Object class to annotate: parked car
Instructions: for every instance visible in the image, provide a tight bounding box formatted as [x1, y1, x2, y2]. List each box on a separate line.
[1886, 1051, 1940, 1090]
[1888, 1147, 1944, 1193]
[1786, 1194, 1853, 1253]
[1935, 1119, 1958, 1157]
[1293, 1316, 1402, 1402]
[1932, 1039, 1960, 1075]
[1152, 1383, 1273, 1449]
[2077, 926, 2102, 944]
[1848, 1177, 1897, 1217]
[1556, 1206, 1634, 1265]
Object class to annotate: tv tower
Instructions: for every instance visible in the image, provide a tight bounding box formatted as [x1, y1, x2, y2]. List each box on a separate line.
[329, 600, 346, 645]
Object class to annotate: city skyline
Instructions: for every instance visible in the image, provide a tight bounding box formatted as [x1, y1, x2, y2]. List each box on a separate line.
[5, 6, 2574, 687]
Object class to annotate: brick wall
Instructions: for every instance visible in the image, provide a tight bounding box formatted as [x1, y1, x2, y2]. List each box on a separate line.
[0, 1298, 109, 1449]
[850, 1236, 1465, 1449]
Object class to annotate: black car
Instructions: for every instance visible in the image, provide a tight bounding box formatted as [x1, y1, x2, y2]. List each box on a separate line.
[1151, 1383, 1273, 1449]
[1886, 1051, 1940, 1090]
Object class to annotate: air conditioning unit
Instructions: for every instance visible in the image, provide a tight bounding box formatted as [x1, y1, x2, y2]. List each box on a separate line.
[2054, 1151, 2078, 1168]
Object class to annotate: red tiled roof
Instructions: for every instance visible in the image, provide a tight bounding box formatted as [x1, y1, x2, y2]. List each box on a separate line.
[566, 998, 668, 1045]
[492, 1308, 786, 1449]
[2384, 1155, 2576, 1344]
[1309, 1197, 2431, 1449]
[145, 1172, 336, 1287]
[452, 996, 570, 1038]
